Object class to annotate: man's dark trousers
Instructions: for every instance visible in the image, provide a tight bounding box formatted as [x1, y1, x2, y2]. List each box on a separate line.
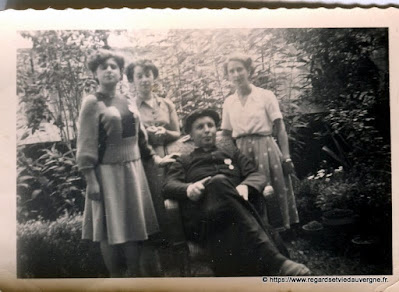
[184, 174, 288, 276]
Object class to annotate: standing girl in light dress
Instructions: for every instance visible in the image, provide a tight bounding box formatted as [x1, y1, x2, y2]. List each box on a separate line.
[77, 49, 174, 277]
[221, 53, 299, 231]
[125, 59, 181, 275]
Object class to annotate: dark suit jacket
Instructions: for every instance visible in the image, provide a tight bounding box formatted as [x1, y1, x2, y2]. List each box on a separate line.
[163, 145, 265, 198]
[163, 145, 266, 241]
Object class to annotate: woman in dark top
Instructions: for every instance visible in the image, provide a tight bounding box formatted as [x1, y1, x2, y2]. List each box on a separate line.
[77, 49, 174, 277]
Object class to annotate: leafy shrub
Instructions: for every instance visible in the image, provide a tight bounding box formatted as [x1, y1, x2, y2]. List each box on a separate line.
[17, 214, 107, 278]
[311, 163, 392, 235]
[17, 143, 85, 222]
[296, 163, 391, 243]
[293, 176, 324, 223]
[315, 181, 357, 212]
[346, 166, 391, 237]
[295, 166, 355, 222]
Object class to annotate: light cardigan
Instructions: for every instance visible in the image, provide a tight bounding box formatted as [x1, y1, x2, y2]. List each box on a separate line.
[76, 93, 154, 171]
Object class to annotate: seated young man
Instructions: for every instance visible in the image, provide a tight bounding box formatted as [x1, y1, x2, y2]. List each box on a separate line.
[162, 109, 310, 276]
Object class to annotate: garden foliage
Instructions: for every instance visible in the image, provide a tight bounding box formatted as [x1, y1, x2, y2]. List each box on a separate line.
[17, 30, 112, 142]
[17, 144, 85, 222]
[17, 29, 391, 240]
[17, 214, 107, 278]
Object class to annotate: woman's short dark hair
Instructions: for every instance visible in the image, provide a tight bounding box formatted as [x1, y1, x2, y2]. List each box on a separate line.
[125, 59, 159, 83]
[223, 53, 255, 77]
[87, 49, 125, 73]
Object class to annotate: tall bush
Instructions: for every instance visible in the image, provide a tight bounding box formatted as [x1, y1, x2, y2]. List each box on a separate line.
[282, 28, 390, 170]
[18, 30, 113, 144]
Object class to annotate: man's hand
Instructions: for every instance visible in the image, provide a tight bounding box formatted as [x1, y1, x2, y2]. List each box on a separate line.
[236, 184, 249, 201]
[187, 176, 211, 201]
[263, 185, 274, 198]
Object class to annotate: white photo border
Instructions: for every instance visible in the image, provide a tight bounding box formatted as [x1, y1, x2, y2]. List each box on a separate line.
[0, 7, 398, 292]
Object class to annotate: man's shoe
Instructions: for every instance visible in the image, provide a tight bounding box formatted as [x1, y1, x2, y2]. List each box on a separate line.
[279, 260, 311, 276]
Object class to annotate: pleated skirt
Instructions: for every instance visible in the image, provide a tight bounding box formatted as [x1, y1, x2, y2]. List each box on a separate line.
[82, 159, 159, 245]
[236, 135, 299, 230]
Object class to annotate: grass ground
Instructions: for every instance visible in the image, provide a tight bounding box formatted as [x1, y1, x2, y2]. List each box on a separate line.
[166, 225, 392, 277]
[17, 217, 391, 278]
[288, 238, 391, 276]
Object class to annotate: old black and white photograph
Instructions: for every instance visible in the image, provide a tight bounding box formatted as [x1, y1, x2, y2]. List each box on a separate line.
[1, 7, 398, 292]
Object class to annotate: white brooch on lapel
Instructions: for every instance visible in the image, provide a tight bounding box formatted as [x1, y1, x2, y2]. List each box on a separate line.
[224, 158, 234, 170]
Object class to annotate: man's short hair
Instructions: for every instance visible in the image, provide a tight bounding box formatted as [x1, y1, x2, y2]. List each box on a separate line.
[184, 109, 220, 134]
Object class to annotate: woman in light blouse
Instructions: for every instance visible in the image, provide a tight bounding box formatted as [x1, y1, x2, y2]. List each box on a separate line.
[221, 53, 299, 231]
[126, 59, 180, 156]
[126, 59, 181, 275]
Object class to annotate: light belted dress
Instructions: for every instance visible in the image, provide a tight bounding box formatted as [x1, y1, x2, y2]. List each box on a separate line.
[135, 95, 180, 243]
[221, 84, 299, 231]
[77, 92, 159, 245]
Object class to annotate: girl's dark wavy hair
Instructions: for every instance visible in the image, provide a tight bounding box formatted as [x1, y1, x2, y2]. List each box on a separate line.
[125, 59, 159, 83]
[87, 49, 125, 73]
